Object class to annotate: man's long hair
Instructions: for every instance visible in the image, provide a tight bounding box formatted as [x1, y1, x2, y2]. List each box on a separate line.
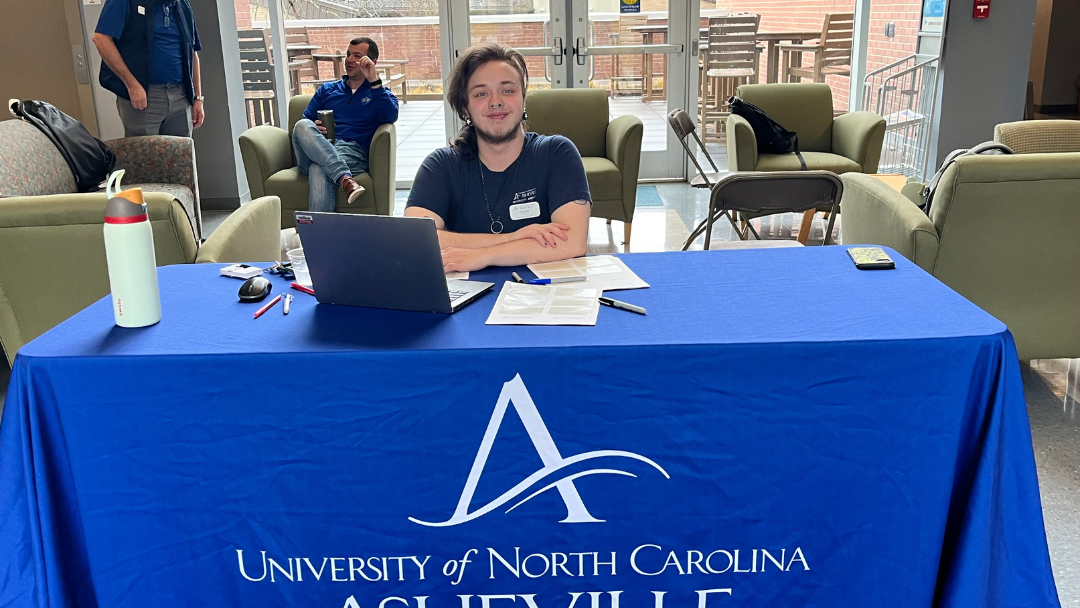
[446, 43, 529, 160]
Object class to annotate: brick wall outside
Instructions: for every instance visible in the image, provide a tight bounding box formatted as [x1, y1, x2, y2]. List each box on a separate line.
[235, 0, 252, 30]
[305, 25, 445, 82]
[237, 0, 923, 106]
[708, 0, 922, 111]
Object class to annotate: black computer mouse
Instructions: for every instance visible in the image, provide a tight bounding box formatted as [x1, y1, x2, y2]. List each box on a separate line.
[238, 276, 272, 302]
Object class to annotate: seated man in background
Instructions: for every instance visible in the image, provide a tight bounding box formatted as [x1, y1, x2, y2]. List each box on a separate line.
[405, 43, 592, 273]
[293, 37, 399, 212]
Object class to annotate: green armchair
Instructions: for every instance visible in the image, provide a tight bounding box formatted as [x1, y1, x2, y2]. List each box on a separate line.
[0, 193, 281, 365]
[840, 153, 1080, 360]
[239, 95, 396, 229]
[525, 88, 643, 244]
[727, 83, 885, 174]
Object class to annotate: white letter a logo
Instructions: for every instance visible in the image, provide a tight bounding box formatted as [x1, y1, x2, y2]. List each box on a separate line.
[410, 374, 668, 527]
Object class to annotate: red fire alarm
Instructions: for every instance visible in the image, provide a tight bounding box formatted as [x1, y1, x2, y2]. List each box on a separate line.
[973, 0, 990, 18]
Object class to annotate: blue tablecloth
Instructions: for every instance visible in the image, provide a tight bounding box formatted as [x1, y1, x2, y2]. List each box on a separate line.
[0, 248, 1059, 607]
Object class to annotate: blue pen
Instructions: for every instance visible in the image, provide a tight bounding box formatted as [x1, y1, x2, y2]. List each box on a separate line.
[528, 276, 587, 285]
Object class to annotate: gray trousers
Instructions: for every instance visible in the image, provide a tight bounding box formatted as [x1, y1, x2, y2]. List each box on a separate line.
[116, 83, 192, 137]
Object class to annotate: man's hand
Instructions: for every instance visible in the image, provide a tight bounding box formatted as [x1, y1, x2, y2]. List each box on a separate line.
[314, 119, 327, 135]
[127, 83, 147, 110]
[358, 56, 380, 83]
[192, 99, 205, 128]
[509, 222, 570, 248]
[441, 247, 491, 273]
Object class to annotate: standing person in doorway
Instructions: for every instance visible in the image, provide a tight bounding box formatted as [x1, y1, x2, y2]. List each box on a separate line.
[93, 0, 204, 137]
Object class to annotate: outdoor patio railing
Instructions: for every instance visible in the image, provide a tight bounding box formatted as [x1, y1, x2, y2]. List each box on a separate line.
[862, 54, 940, 183]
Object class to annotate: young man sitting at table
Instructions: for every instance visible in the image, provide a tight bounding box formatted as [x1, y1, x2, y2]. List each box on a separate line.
[405, 43, 592, 273]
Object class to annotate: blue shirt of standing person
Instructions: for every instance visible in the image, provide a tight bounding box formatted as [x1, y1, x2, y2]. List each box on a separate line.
[292, 37, 400, 213]
[93, 0, 205, 137]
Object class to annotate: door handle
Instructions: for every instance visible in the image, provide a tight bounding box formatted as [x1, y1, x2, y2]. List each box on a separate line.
[553, 37, 564, 66]
[575, 37, 587, 66]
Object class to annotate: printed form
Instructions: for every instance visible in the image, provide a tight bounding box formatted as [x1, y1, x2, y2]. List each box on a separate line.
[486, 282, 601, 326]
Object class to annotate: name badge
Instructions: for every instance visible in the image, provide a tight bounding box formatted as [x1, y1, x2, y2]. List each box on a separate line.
[509, 202, 541, 221]
[137, 5, 146, 14]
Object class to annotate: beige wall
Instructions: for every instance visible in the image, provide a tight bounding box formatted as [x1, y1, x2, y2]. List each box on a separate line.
[0, 0, 89, 126]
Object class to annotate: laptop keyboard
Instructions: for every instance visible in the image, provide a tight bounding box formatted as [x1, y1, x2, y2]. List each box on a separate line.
[449, 289, 469, 302]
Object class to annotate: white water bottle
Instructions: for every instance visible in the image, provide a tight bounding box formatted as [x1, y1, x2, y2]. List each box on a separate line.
[103, 170, 161, 327]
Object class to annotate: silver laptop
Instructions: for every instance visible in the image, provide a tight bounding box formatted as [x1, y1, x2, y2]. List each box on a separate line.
[294, 212, 494, 313]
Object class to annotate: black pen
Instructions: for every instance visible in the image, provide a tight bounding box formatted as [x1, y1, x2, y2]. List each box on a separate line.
[599, 297, 646, 315]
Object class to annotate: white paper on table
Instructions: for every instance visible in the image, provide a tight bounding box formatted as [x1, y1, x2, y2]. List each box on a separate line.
[485, 282, 600, 326]
[445, 271, 469, 279]
[527, 255, 649, 291]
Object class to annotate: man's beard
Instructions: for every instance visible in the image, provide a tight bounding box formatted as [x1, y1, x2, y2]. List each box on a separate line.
[473, 114, 523, 145]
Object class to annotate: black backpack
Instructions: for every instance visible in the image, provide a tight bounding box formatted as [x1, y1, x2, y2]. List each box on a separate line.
[921, 142, 1012, 215]
[10, 99, 116, 192]
[728, 96, 806, 170]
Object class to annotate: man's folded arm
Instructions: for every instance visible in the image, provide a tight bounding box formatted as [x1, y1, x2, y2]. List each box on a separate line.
[440, 200, 590, 271]
[403, 206, 514, 248]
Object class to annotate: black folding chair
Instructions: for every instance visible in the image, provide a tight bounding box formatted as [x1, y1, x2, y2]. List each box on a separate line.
[697, 171, 843, 250]
[668, 108, 725, 189]
[668, 109, 745, 245]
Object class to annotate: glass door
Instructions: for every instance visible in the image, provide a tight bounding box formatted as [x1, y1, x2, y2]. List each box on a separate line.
[441, 0, 695, 180]
[573, 0, 695, 179]
[439, 0, 569, 145]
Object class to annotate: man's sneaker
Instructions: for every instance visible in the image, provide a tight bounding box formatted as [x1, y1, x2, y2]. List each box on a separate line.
[341, 176, 365, 204]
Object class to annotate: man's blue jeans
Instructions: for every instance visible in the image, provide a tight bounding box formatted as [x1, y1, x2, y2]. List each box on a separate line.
[292, 119, 370, 213]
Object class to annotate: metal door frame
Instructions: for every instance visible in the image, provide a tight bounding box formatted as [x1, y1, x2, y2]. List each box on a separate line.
[438, 0, 697, 181]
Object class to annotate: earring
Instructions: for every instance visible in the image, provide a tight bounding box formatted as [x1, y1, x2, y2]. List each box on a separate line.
[522, 110, 528, 121]
[465, 117, 473, 126]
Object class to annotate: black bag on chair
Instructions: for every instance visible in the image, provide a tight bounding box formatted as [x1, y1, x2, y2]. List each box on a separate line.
[728, 96, 807, 170]
[9, 99, 116, 192]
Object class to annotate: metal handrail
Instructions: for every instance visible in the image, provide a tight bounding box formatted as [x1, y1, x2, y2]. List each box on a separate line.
[871, 56, 939, 116]
[863, 54, 918, 80]
[860, 53, 940, 182]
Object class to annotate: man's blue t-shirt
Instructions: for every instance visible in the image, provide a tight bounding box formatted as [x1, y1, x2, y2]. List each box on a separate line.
[406, 133, 592, 234]
[96, 0, 202, 85]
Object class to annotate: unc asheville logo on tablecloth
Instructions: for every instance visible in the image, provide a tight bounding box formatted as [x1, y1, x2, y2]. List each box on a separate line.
[409, 374, 669, 527]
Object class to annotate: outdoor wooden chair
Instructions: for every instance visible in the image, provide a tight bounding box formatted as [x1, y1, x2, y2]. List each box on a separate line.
[284, 27, 319, 94]
[377, 59, 409, 104]
[238, 29, 277, 127]
[778, 13, 854, 83]
[608, 15, 648, 97]
[698, 14, 760, 141]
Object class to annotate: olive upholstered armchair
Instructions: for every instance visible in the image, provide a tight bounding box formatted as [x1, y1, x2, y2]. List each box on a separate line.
[0, 193, 280, 365]
[525, 88, 644, 245]
[239, 95, 396, 229]
[727, 83, 886, 174]
[840, 150, 1080, 360]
